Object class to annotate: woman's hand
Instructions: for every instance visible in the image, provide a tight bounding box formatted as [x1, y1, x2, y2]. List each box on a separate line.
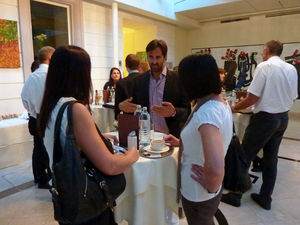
[103, 133, 119, 145]
[125, 146, 139, 163]
[163, 134, 180, 147]
[191, 164, 208, 190]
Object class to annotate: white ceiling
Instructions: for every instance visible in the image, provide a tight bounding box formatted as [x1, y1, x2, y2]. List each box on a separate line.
[176, 0, 300, 22]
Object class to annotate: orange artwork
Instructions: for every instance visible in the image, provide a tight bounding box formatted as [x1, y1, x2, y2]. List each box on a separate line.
[0, 19, 20, 68]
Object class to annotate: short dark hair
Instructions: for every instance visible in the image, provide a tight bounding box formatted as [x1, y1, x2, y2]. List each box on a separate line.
[178, 54, 221, 101]
[265, 40, 283, 56]
[126, 54, 140, 70]
[30, 60, 40, 72]
[146, 39, 168, 57]
[39, 45, 92, 137]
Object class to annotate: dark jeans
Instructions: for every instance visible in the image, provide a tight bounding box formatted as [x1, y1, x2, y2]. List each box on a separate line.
[182, 191, 222, 225]
[242, 111, 288, 200]
[58, 207, 117, 225]
[28, 116, 52, 184]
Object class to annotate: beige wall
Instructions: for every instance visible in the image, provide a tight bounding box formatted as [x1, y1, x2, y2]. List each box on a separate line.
[187, 14, 300, 50]
[174, 26, 189, 67]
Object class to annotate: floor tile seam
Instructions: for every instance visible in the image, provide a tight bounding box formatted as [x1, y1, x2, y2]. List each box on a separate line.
[0, 181, 34, 199]
[2, 176, 15, 186]
[278, 155, 300, 163]
[283, 137, 300, 142]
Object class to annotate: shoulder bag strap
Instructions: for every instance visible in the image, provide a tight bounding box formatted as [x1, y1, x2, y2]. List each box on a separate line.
[53, 101, 76, 165]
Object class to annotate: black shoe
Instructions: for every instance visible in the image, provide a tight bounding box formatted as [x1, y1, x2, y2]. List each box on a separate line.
[221, 192, 242, 207]
[38, 182, 51, 189]
[251, 193, 271, 210]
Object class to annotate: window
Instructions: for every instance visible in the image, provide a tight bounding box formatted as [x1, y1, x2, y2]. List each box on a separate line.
[30, 0, 70, 57]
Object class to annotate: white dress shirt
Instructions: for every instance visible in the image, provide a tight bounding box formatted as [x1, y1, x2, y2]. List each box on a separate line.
[21, 64, 49, 119]
[248, 56, 298, 113]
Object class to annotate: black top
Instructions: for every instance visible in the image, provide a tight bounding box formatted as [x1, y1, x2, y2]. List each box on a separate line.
[114, 72, 140, 119]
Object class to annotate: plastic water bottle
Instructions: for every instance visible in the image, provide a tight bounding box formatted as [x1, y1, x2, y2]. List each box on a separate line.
[139, 107, 151, 147]
[134, 105, 142, 117]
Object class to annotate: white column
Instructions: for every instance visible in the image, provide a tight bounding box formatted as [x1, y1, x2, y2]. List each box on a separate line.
[112, 2, 119, 67]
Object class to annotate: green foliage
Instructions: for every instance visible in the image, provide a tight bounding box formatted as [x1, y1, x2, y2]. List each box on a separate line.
[0, 20, 18, 44]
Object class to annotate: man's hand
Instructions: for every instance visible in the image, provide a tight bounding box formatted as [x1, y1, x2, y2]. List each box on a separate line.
[151, 101, 176, 118]
[119, 97, 137, 113]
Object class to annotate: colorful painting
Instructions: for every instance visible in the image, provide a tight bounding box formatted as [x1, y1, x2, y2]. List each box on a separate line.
[0, 19, 20, 68]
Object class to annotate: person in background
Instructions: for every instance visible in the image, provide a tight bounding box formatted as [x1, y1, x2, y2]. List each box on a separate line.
[164, 54, 233, 225]
[21, 46, 55, 189]
[222, 40, 298, 210]
[31, 56, 40, 72]
[138, 61, 150, 73]
[39, 45, 139, 225]
[218, 68, 226, 84]
[115, 54, 140, 119]
[103, 67, 122, 90]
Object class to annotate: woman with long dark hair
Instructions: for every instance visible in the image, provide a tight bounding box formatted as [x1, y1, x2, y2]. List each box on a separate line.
[164, 54, 233, 225]
[39, 45, 139, 225]
[103, 67, 121, 90]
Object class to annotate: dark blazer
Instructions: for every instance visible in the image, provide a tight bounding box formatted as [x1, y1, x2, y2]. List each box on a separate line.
[131, 69, 191, 138]
[114, 72, 140, 119]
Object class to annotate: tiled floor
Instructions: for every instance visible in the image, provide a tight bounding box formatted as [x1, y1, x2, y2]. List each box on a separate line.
[0, 120, 299, 225]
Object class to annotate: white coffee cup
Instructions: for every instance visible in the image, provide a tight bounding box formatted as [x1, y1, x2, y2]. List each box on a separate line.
[151, 139, 165, 151]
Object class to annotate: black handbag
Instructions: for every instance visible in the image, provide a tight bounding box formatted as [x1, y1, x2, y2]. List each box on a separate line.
[51, 101, 126, 224]
[223, 124, 251, 193]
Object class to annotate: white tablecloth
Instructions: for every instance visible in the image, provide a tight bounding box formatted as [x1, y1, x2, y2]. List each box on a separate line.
[0, 118, 33, 169]
[91, 104, 115, 133]
[110, 132, 179, 225]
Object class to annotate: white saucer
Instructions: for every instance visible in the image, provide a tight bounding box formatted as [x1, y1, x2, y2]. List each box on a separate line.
[144, 145, 169, 154]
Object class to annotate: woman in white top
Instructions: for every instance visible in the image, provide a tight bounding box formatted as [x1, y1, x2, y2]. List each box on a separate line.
[164, 54, 232, 225]
[38, 45, 139, 225]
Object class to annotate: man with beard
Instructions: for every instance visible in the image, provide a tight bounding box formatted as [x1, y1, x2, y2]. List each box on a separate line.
[119, 39, 190, 139]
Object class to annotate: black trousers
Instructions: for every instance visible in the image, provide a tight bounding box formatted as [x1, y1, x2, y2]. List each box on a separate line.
[182, 191, 222, 225]
[242, 111, 288, 200]
[28, 116, 51, 184]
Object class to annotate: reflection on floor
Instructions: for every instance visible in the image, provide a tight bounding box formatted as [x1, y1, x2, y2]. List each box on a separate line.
[0, 138, 299, 225]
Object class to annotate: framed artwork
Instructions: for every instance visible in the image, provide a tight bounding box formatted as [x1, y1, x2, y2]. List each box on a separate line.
[0, 19, 20, 68]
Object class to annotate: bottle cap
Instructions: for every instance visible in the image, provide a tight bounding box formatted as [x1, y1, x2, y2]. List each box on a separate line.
[128, 130, 136, 137]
